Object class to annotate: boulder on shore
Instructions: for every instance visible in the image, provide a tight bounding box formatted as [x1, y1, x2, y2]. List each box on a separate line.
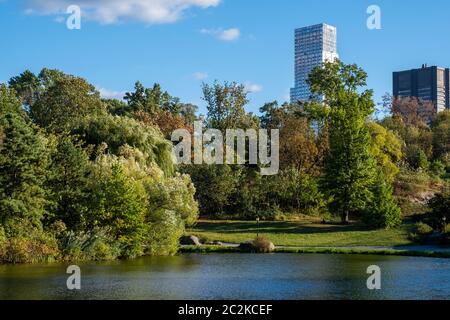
[239, 241, 255, 252]
[180, 235, 202, 246]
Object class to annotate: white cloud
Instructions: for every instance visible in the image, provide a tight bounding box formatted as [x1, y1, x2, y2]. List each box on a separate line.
[25, 0, 221, 24]
[97, 87, 126, 100]
[54, 16, 65, 23]
[244, 82, 263, 93]
[201, 27, 240, 42]
[193, 72, 208, 80]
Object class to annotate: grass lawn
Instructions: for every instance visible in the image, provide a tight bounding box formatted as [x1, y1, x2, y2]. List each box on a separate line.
[186, 219, 415, 248]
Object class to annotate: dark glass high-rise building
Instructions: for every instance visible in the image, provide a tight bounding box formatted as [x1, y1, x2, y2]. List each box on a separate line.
[393, 65, 450, 112]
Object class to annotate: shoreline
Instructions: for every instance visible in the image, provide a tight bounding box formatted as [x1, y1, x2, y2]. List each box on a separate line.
[179, 245, 450, 259]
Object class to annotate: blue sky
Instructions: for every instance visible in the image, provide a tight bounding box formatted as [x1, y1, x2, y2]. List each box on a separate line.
[1, 0, 450, 115]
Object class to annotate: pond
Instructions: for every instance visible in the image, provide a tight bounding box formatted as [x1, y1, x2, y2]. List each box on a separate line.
[1, 254, 449, 300]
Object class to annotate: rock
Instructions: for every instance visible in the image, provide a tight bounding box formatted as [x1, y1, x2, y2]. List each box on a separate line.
[239, 241, 255, 252]
[180, 235, 202, 246]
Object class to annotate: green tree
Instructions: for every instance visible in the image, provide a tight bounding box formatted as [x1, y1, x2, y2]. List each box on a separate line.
[428, 192, 450, 230]
[124, 82, 174, 115]
[0, 112, 50, 235]
[368, 122, 402, 182]
[0, 85, 24, 115]
[89, 162, 147, 258]
[432, 110, 450, 160]
[274, 168, 326, 216]
[364, 172, 402, 229]
[104, 98, 129, 116]
[30, 75, 105, 132]
[47, 136, 92, 230]
[74, 114, 174, 175]
[182, 164, 242, 216]
[8, 70, 41, 107]
[406, 146, 430, 171]
[308, 60, 378, 224]
[203, 81, 258, 131]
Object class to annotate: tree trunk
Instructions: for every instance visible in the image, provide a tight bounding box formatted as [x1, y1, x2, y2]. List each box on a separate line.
[341, 210, 350, 225]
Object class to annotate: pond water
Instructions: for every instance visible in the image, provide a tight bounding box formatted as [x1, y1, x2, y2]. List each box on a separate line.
[1, 254, 449, 300]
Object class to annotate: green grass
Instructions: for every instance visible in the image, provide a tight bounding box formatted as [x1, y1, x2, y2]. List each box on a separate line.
[187, 220, 415, 248]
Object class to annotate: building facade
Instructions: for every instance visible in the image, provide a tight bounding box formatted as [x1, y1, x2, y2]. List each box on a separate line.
[393, 65, 450, 112]
[290, 23, 338, 103]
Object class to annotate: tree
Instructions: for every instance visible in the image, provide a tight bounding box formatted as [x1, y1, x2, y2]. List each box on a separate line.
[89, 162, 147, 258]
[124, 82, 174, 115]
[364, 172, 402, 229]
[178, 103, 198, 125]
[47, 136, 92, 230]
[104, 98, 129, 116]
[428, 192, 450, 230]
[8, 70, 41, 107]
[203, 81, 258, 131]
[368, 122, 402, 182]
[30, 75, 105, 132]
[432, 110, 450, 160]
[273, 168, 327, 216]
[0, 112, 50, 235]
[8, 68, 67, 109]
[308, 60, 378, 224]
[381, 94, 436, 127]
[182, 164, 242, 216]
[74, 113, 175, 175]
[259, 101, 284, 129]
[0, 84, 24, 115]
[133, 110, 192, 138]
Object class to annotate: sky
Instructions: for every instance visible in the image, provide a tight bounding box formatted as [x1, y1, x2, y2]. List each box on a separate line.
[1, 0, 450, 115]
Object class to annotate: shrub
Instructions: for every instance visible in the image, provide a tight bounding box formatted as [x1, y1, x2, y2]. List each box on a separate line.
[428, 192, 450, 229]
[58, 228, 121, 262]
[363, 173, 402, 229]
[408, 222, 434, 244]
[274, 168, 327, 216]
[431, 160, 446, 178]
[415, 222, 434, 235]
[252, 236, 275, 253]
[0, 234, 59, 264]
[145, 209, 184, 256]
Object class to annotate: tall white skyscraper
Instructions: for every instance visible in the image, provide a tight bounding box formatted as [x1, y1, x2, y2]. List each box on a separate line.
[290, 23, 338, 103]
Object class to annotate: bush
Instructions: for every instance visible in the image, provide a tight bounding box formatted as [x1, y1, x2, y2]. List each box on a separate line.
[252, 236, 275, 253]
[58, 228, 121, 262]
[145, 209, 184, 256]
[431, 160, 446, 178]
[239, 236, 275, 253]
[408, 222, 434, 244]
[0, 233, 59, 264]
[428, 192, 450, 229]
[363, 173, 402, 229]
[415, 222, 434, 235]
[273, 168, 327, 216]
